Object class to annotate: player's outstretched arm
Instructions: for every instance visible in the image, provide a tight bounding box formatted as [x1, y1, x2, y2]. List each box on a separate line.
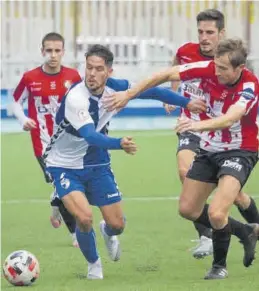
[164, 55, 180, 114]
[103, 66, 180, 111]
[136, 87, 206, 114]
[175, 104, 246, 133]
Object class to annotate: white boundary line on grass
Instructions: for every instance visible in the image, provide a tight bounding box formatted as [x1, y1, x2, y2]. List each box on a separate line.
[1, 195, 259, 204]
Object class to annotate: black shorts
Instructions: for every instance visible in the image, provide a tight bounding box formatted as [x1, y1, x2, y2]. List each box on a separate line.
[177, 132, 201, 154]
[186, 149, 258, 188]
[36, 156, 52, 183]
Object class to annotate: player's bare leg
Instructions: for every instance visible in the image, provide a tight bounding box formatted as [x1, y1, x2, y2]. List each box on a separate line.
[50, 192, 79, 247]
[205, 176, 258, 279]
[62, 190, 103, 279]
[177, 149, 213, 257]
[99, 202, 125, 261]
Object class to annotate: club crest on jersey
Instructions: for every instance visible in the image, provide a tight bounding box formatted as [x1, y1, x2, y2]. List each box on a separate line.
[60, 178, 70, 189]
[78, 109, 89, 121]
[64, 80, 72, 89]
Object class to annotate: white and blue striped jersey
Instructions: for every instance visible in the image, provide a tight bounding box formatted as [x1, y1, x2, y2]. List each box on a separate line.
[44, 78, 131, 169]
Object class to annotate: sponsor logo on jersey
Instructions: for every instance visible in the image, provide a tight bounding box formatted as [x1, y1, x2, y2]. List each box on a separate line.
[182, 82, 204, 99]
[238, 88, 255, 100]
[29, 82, 42, 86]
[50, 81, 56, 90]
[31, 87, 41, 92]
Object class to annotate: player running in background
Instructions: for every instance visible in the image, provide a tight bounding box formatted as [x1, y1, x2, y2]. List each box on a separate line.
[164, 9, 259, 258]
[103, 38, 259, 279]
[44, 44, 206, 279]
[11, 32, 81, 247]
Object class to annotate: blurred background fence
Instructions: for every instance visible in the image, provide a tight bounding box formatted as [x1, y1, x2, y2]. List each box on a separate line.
[1, 0, 259, 130]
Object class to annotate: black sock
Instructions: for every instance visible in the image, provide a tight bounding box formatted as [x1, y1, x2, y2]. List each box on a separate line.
[195, 204, 252, 241]
[193, 222, 212, 239]
[58, 202, 76, 234]
[50, 197, 62, 207]
[212, 223, 231, 268]
[194, 204, 212, 229]
[238, 198, 259, 224]
[228, 217, 253, 241]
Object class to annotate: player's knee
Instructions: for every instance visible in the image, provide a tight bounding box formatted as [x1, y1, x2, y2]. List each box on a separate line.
[178, 201, 195, 220]
[208, 208, 226, 229]
[108, 216, 126, 235]
[76, 211, 93, 231]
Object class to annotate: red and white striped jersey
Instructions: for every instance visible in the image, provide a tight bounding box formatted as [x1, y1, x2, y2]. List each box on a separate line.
[13, 66, 81, 157]
[179, 60, 259, 152]
[176, 43, 214, 127]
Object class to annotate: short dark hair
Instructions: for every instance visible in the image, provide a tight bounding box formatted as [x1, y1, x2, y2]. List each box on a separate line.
[215, 38, 248, 68]
[42, 32, 65, 48]
[85, 44, 114, 67]
[196, 9, 225, 31]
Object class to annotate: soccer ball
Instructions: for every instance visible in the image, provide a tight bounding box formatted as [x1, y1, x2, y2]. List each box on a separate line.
[3, 250, 40, 286]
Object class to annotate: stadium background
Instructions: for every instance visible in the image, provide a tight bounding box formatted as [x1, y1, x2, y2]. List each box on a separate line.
[1, 1, 259, 291]
[1, 0, 259, 131]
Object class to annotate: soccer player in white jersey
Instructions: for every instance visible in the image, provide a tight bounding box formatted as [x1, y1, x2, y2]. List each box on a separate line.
[164, 9, 259, 259]
[103, 39, 259, 280]
[44, 44, 206, 279]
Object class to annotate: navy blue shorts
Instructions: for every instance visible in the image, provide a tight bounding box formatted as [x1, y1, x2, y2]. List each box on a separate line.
[46, 165, 121, 207]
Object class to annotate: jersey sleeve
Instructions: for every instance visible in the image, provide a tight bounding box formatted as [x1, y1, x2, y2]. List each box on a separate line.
[65, 90, 93, 130]
[106, 78, 131, 91]
[233, 82, 259, 115]
[13, 74, 29, 104]
[179, 61, 212, 81]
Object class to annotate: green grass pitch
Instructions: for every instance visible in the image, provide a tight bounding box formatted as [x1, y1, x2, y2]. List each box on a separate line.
[1, 131, 259, 290]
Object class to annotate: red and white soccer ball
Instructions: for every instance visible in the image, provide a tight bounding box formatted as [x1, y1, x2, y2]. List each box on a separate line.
[3, 250, 40, 286]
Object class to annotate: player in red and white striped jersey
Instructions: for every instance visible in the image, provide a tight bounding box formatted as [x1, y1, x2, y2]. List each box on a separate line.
[104, 38, 259, 279]
[11, 32, 82, 247]
[164, 9, 259, 259]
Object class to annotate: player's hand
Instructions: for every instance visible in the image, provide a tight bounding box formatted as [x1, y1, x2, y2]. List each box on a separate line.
[163, 103, 177, 114]
[23, 118, 37, 131]
[120, 136, 137, 155]
[103, 91, 130, 112]
[186, 99, 206, 114]
[175, 117, 195, 133]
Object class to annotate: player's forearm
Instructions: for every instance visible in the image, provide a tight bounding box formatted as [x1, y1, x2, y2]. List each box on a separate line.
[78, 124, 122, 150]
[193, 116, 237, 132]
[137, 87, 189, 108]
[193, 106, 245, 131]
[10, 102, 28, 125]
[126, 67, 179, 100]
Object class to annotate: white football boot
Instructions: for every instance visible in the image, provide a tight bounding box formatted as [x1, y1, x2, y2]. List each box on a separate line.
[191, 235, 213, 259]
[87, 258, 103, 280]
[99, 220, 121, 261]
